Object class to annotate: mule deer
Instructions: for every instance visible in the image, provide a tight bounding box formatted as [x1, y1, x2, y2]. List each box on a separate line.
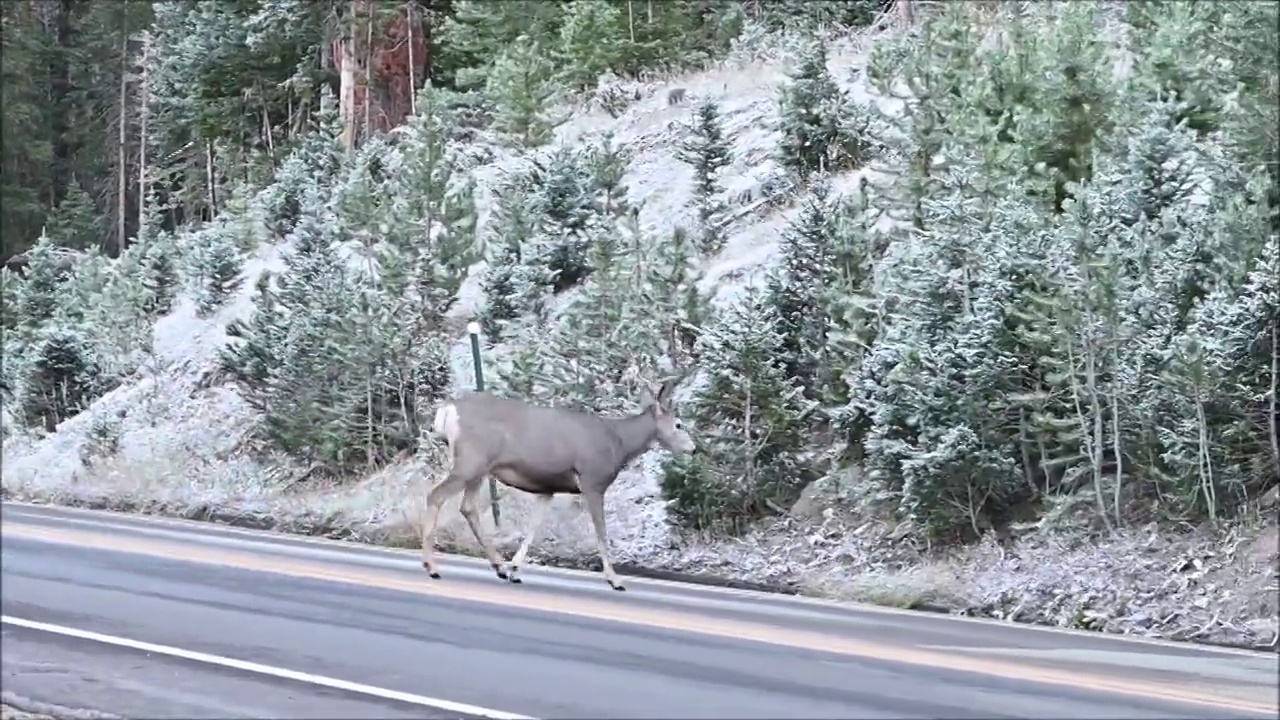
[424, 377, 695, 591]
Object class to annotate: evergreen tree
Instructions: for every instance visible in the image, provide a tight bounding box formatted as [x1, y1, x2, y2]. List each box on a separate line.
[661, 290, 816, 533]
[756, 0, 886, 34]
[767, 182, 838, 394]
[527, 147, 597, 292]
[195, 235, 245, 317]
[481, 236, 525, 338]
[820, 183, 879, 406]
[584, 132, 633, 219]
[486, 36, 562, 147]
[13, 232, 65, 328]
[135, 189, 179, 316]
[556, 0, 626, 90]
[222, 272, 284, 400]
[776, 39, 874, 179]
[45, 180, 99, 251]
[437, 0, 565, 91]
[676, 99, 733, 255]
[20, 327, 102, 433]
[479, 178, 555, 336]
[142, 238, 179, 317]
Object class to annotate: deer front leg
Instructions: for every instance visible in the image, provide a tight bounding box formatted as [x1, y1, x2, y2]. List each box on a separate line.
[582, 489, 625, 591]
[506, 493, 553, 584]
[459, 477, 510, 580]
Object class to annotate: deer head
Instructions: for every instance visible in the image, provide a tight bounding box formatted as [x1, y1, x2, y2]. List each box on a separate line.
[638, 373, 695, 455]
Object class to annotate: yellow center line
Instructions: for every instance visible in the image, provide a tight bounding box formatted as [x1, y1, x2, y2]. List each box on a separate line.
[4, 521, 1276, 716]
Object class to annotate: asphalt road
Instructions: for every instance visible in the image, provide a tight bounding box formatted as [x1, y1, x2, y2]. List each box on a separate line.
[2, 502, 1277, 720]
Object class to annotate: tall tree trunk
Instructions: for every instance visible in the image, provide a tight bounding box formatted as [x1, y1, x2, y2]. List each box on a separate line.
[898, 0, 916, 26]
[407, 1, 417, 116]
[117, 22, 129, 255]
[49, 0, 77, 207]
[204, 140, 218, 219]
[362, 0, 374, 142]
[1270, 320, 1279, 479]
[339, 0, 359, 154]
[137, 32, 150, 227]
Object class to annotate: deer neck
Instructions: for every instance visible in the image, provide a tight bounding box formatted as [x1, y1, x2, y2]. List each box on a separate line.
[604, 412, 659, 469]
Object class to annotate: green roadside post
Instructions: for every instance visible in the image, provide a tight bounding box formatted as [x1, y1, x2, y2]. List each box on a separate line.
[467, 321, 500, 528]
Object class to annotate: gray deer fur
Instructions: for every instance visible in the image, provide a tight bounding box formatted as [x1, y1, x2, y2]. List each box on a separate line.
[423, 377, 695, 590]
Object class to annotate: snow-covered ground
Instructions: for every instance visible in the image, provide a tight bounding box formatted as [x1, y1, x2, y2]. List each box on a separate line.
[3, 23, 1276, 652]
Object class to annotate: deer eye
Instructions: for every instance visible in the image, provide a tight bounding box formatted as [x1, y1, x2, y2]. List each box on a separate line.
[674, 421, 684, 430]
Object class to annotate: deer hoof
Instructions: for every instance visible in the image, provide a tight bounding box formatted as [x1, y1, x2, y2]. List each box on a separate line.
[493, 566, 509, 581]
[422, 562, 441, 579]
[506, 566, 523, 583]
[609, 581, 627, 592]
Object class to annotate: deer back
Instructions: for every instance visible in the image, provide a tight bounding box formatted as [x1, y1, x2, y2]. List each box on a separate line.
[451, 393, 626, 479]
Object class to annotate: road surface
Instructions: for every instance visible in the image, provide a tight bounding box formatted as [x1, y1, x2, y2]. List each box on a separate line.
[2, 501, 1276, 719]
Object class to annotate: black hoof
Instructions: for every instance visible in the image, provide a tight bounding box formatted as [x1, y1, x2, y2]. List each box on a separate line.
[423, 562, 441, 579]
[508, 575, 523, 584]
[610, 583, 627, 592]
[494, 568, 509, 580]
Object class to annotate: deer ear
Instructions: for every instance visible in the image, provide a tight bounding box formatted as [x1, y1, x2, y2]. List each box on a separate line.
[638, 387, 658, 412]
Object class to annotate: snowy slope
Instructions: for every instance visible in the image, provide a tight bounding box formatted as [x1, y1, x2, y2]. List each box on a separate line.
[2, 29, 885, 561]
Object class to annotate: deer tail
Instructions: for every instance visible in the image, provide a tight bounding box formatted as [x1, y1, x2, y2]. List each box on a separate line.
[432, 403, 461, 449]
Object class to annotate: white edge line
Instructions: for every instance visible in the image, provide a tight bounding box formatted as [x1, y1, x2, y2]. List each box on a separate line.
[5, 501, 1273, 658]
[0, 615, 537, 720]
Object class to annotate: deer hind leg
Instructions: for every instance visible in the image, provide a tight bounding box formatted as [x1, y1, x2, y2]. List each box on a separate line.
[459, 476, 510, 580]
[505, 493, 553, 584]
[582, 488, 624, 591]
[421, 462, 481, 579]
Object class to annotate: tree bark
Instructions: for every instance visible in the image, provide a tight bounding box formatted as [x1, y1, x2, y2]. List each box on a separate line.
[1270, 319, 1279, 479]
[137, 32, 150, 229]
[117, 21, 129, 255]
[49, 0, 77, 207]
[339, 0, 359, 153]
[407, 1, 417, 115]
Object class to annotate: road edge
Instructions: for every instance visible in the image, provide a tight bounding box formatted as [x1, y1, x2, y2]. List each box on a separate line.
[4, 489, 1274, 655]
[0, 691, 123, 720]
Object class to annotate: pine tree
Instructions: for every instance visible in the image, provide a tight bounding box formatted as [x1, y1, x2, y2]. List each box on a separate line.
[142, 238, 179, 316]
[821, 184, 879, 406]
[756, 0, 885, 33]
[480, 179, 556, 333]
[261, 88, 345, 240]
[196, 235, 245, 317]
[556, 0, 626, 90]
[528, 146, 597, 292]
[20, 327, 102, 432]
[135, 189, 179, 316]
[486, 36, 562, 147]
[661, 290, 816, 533]
[767, 182, 838, 393]
[776, 40, 874, 179]
[437, 0, 565, 91]
[13, 232, 65, 328]
[45, 180, 100, 250]
[583, 132, 633, 218]
[676, 99, 733, 255]
[222, 272, 284, 403]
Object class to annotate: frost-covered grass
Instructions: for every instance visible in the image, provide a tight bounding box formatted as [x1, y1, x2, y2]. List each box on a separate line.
[4, 16, 1278, 653]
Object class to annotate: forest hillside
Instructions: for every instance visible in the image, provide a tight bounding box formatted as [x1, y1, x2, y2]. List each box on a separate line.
[2, 0, 1277, 650]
